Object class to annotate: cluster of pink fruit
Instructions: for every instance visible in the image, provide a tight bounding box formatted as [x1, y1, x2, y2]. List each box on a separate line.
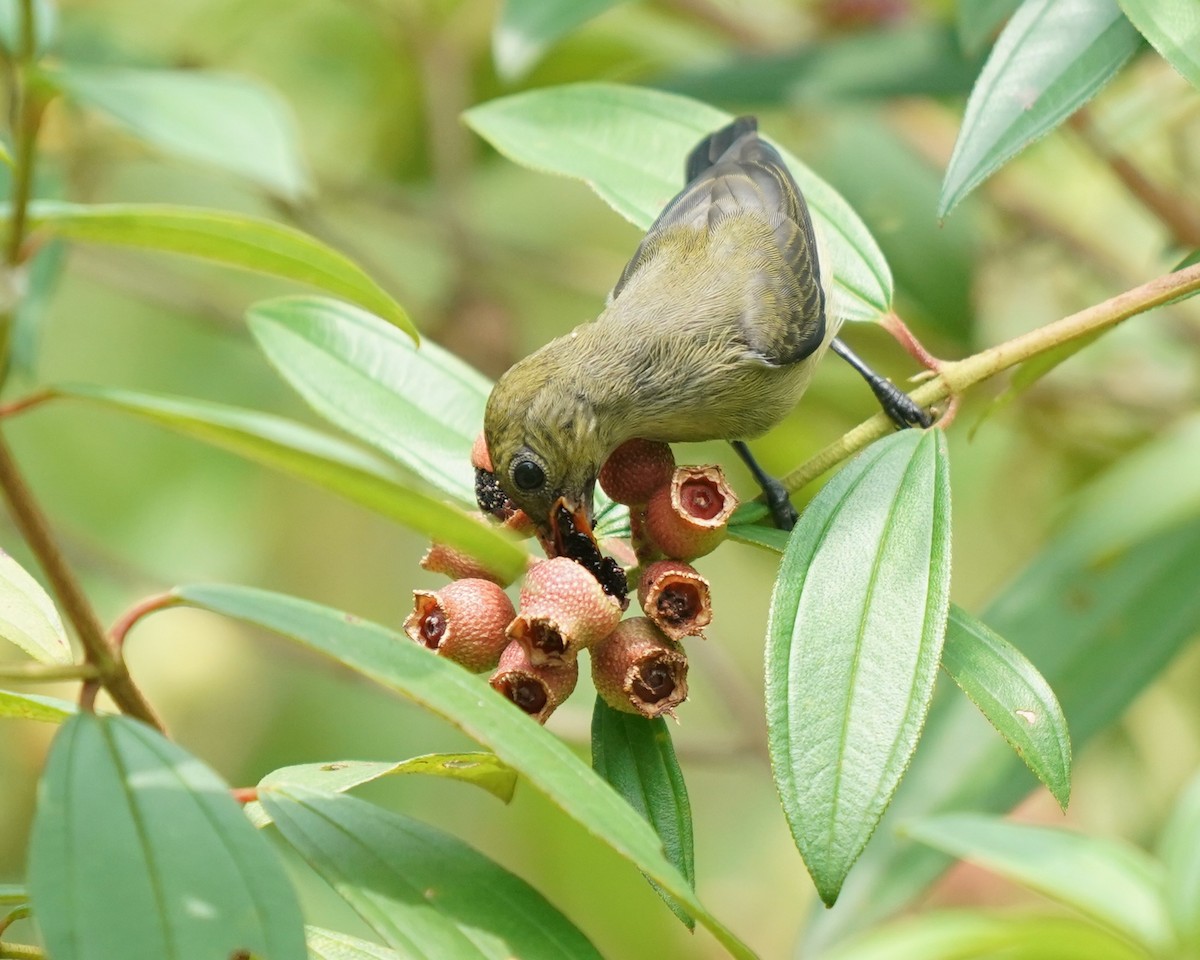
[404, 436, 739, 723]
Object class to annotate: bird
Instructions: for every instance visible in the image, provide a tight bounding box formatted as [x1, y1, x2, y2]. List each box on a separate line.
[484, 116, 927, 556]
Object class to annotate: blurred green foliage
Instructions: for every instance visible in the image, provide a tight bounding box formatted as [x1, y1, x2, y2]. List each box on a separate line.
[1, 0, 1200, 958]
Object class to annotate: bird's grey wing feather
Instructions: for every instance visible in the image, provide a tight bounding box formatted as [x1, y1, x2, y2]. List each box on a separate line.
[609, 119, 826, 366]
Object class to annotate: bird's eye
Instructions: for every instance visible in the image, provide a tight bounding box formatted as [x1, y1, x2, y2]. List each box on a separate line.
[512, 458, 546, 491]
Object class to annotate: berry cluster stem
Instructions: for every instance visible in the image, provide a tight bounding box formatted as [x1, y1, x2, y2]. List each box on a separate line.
[778, 261, 1200, 496]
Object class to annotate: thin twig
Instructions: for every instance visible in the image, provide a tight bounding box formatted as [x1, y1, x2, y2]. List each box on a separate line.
[0, 661, 98, 682]
[0, 432, 164, 730]
[776, 262, 1200, 495]
[0, 943, 42, 960]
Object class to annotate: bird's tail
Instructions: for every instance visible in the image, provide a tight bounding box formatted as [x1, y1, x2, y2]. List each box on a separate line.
[684, 116, 758, 183]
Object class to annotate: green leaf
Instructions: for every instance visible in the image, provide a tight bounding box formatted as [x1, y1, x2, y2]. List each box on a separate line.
[1054, 412, 1200, 560]
[804, 513, 1200, 953]
[0, 0, 57, 57]
[825, 909, 1146, 960]
[0, 136, 11, 168]
[0, 688, 74, 723]
[1117, 0, 1200, 90]
[905, 814, 1172, 952]
[0, 885, 26, 905]
[51, 66, 312, 202]
[766, 429, 952, 905]
[307, 926, 407, 960]
[591, 696, 695, 929]
[941, 605, 1071, 810]
[727, 520, 789, 553]
[957, 0, 1023, 54]
[53, 384, 528, 584]
[0, 548, 71, 663]
[246, 753, 517, 826]
[264, 787, 603, 960]
[464, 82, 892, 323]
[28, 713, 306, 960]
[247, 296, 487, 505]
[659, 22, 985, 104]
[1158, 771, 1200, 952]
[175, 583, 758, 960]
[494, 0, 627, 79]
[939, 0, 1142, 217]
[10, 239, 66, 381]
[17, 201, 412, 335]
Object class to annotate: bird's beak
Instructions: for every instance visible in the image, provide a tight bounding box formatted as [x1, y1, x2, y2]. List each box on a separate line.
[542, 493, 596, 559]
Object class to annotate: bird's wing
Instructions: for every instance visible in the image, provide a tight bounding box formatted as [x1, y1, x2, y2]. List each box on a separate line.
[608, 118, 826, 366]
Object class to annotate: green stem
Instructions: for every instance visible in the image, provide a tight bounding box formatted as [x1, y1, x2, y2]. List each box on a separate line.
[0, 661, 99, 682]
[0, 432, 164, 730]
[0, 943, 41, 960]
[778, 261, 1200, 495]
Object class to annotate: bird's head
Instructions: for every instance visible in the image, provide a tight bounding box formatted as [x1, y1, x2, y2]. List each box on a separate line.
[484, 350, 609, 557]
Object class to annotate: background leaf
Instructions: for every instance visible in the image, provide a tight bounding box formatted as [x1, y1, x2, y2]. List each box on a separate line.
[1157, 771, 1200, 952]
[591, 696, 695, 928]
[265, 787, 603, 960]
[1116, 0, 1200, 91]
[0, 548, 71, 663]
[957, 0, 1023, 54]
[941, 605, 1071, 810]
[905, 814, 1172, 952]
[825, 909, 1146, 960]
[28, 713, 306, 960]
[939, 0, 1142, 216]
[248, 296, 488, 505]
[18, 202, 412, 334]
[464, 82, 893, 322]
[53, 66, 312, 201]
[245, 753, 516, 826]
[52, 384, 529, 584]
[766, 429, 952, 905]
[0, 688, 74, 723]
[174, 584, 758, 959]
[494, 0, 628, 80]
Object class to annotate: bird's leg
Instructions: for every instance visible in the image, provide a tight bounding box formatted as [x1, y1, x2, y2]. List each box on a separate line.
[830, 337, 932, 429]
[731, 440, 797, 531]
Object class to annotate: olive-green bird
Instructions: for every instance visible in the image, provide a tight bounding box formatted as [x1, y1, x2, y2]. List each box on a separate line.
[484, 117, 926, 554]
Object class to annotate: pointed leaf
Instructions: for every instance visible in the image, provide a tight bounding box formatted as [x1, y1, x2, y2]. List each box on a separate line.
[265, 788, 602, 960]
[826, 910, 1146, 960]
[174, 583, 758, 960]
[591, 696, 695, 928]
[464, 83, 892, 322]
[28, 713, 306, 960]
[766, 429, 952, 905]
[941, 605, 1071, 810]
[906, 814, 1172, 952]
[18, 201, 412, 335]
[805, 513, 1200, 953]
[247, 753, 516, 828]
[940, 0, 1142, 216]
[52, 66, 312, 201]
[307, 927, 406, 960]
[248, 296, 488, 505]
[494, 0, 627, 79]
[0, 688, 74, 723]
[52, 384, 528, 584]
[1158, 771, 1200, 952]
[0, 549, 71, 663]
[1117, 0, 1200, 91]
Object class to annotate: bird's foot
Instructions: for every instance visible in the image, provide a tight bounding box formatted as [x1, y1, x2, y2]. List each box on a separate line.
[869, 376, 933, 430]
[761, 475, 798, 531]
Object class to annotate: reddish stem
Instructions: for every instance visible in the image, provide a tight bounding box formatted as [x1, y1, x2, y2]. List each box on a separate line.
[110, 592, 181, 653]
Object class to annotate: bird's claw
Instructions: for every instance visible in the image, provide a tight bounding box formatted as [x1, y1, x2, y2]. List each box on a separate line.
[871, 378, 933, 430]
[761, 476, 798, 531]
